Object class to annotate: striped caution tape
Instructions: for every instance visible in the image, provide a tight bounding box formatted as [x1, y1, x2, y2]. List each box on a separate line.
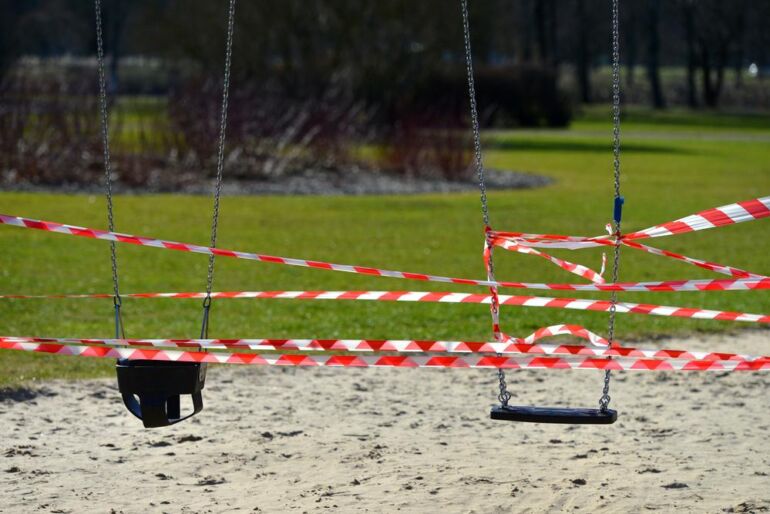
[493, 235, 764, 281]
[491, 239, 607, 283]
[2, 290, 768, 324]
[1, 212, 769, 292]
[3, 329, 767, 362]
[491, 197, 770, 249]
[625, 196, 770, 240]
[2, 339, 768, 371]
[488, 197, 770, 281]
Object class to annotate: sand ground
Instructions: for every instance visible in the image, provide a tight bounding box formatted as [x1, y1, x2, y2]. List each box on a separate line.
[1, 331, 769, 513]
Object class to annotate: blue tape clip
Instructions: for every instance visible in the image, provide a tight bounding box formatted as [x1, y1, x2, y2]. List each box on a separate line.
[613, 196, 625, 224]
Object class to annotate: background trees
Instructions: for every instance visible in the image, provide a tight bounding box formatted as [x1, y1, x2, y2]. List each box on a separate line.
[2, 0, 770, 188]
[2, 0, 770, 110]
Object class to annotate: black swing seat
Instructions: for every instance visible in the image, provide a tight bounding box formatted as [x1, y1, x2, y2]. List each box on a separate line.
[116, 360, 207, 428]
[491, 405, 617, 424]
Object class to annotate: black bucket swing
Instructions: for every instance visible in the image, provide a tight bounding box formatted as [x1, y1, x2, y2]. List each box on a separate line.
[93, 0, 235, 428]
[113, 297, 211, 428]
[110, 289, 208, 428]
[114, 298, 208, 428]
[116, 360, 207, 428]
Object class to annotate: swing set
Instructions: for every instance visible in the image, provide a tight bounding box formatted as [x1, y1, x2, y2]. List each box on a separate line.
[1, 0, 769, 428]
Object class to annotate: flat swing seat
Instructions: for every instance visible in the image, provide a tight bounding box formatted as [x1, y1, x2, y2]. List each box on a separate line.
[491, 405, 617, 424]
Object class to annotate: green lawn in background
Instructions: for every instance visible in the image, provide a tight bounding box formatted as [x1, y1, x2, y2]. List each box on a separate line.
[1, 107, 769, 386]
[574, 104, 770, 134]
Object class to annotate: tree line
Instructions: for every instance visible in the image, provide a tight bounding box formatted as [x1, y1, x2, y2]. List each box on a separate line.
[2, 0, 770, 109]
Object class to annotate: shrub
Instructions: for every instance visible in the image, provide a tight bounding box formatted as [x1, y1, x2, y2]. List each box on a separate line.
[376, 64, 571, 181]
[167, 75, 371, 179]
[381, 111, 472, 182]
[1, 61, 571, 190]
[0, 71, 103, 186]
[404, 64, 573, 128]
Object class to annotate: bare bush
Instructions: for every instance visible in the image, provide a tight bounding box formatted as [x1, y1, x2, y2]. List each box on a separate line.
[0, 72, 102, 186]
[382, 112, 472, 182]
[168, 75, 373, 180]
[1, 65, 520, 191]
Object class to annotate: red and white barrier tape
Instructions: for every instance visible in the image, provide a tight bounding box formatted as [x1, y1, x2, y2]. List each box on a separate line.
[488, 197, 770, 282]
[619, 239, 763, 279]
[626, 196, 770, 240]
[2, 210, 769, 292]
[4, 329, 767, 363]
[493, 239, 606, 283]
[492, 197, 770, 248]
[1, 290, 768, 323]
[493, 234, 763, 280]
[2, 339, 768, 371]
[5, 324, 609, 353]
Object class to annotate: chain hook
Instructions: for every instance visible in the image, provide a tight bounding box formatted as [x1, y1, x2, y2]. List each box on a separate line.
[200, 297, 212, 340]
[113, 295, 125, 340]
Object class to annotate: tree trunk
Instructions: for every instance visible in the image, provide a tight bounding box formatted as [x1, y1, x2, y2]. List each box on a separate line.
[682, 2, 698, 108]
[106, 0, 129, 97]
[645, 0, 665, 109]
[534, 0, 549, 64]
[546, 0, 559, 69]
[521, 0, 534, 62]
[575, 0, 591, 103]
[699, 38, 729, 108]
[733, 6, 746, 88]
[625, 17, 637, 89]
[733, 50, 743, 88]
[715, 45, 727, 102]
[700, 44, 718, 107]
[0, 2, 22, 82]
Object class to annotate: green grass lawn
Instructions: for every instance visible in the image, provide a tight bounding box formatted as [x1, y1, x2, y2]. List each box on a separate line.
[574, 104, 770, 134]
[1, 108, 769, 386]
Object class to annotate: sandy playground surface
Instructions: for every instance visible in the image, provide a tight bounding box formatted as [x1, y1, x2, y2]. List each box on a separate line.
[1, 330, 769, 513]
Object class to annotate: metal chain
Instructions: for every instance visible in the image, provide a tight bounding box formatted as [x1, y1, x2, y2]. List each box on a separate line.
[201, 0, 237, 339]
[610, 0, 622, 203]
[460, 0, 510, 406]
[94, 0, 124, 339]
[600, 0, 623, 412]
[460, 0, 491, 229]
[496, 351, 512, 406]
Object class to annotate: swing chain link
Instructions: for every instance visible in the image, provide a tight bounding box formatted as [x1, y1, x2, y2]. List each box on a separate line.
[94, 0, 124, 338]
[497, 370, 511, 406]
[201, 0, 237, 335]
[461, 0, 511, 406]
[486, 242, 510, 406]
[610, 0, 622, 202]
[600, 0, 623, 412]
[461, 0, 490, 229]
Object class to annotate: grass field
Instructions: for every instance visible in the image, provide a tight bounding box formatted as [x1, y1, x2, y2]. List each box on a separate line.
[1, 107, 769, 386]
